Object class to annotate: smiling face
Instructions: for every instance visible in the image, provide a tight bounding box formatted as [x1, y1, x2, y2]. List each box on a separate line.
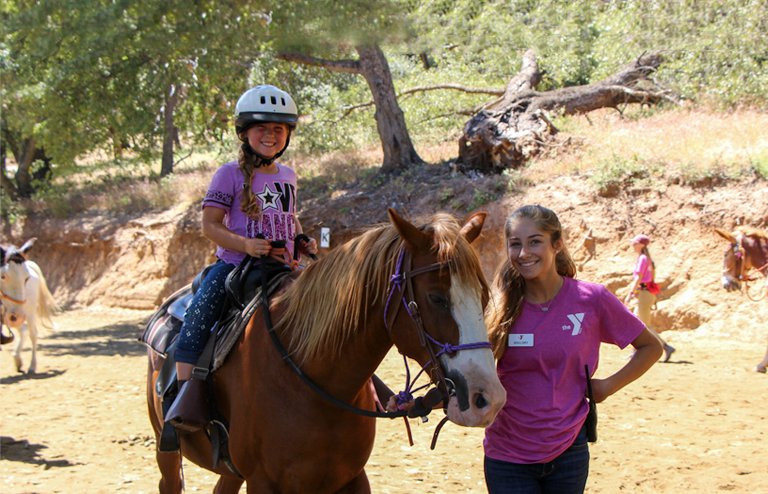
[506, 218, 563, 281]
[244, 122, 289, 158]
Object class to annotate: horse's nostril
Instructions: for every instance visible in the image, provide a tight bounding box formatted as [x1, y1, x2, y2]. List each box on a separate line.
[9, 315, 17, 322]
[474, 394, 488, 409]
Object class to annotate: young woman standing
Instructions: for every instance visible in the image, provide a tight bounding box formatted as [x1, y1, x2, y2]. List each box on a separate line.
[624, 234, 675, 363]
[484, 205, 662, 494]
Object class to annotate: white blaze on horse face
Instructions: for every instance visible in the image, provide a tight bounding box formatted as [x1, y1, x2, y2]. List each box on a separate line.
[442, 282, 506, 428]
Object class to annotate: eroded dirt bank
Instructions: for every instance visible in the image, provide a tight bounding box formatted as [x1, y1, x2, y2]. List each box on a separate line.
[5, 175, 767, 335]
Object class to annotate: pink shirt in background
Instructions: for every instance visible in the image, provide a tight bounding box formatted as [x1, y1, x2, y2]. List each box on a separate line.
[202, 161, 298, 265]
[634, 254, 652, 283]
[484, 277, 645, 464]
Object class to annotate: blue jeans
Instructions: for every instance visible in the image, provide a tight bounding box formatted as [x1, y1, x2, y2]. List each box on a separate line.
[174, 261, 236, 365]
[484, 424, 590, 494]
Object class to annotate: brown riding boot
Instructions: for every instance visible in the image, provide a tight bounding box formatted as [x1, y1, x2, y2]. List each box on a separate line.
[164, 379, 210, 433]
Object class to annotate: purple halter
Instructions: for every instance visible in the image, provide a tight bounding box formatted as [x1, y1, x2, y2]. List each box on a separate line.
[384, 248, 492, 409]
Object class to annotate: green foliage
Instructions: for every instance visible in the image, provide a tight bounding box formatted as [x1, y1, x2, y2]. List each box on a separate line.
[751, 154, 768, 180]
[3, 0, 768, 202]
[468, 188, 496, 211]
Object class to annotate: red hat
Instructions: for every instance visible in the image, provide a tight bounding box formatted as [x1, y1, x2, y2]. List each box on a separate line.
[628, 234, 650, 245]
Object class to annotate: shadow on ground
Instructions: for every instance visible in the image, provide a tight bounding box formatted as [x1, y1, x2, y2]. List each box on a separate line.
[40, 316, 150, 358]
[1, 436, 81, 469]
[0, 369, 66, 385]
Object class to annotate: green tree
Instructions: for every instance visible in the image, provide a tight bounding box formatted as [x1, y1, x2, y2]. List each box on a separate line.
[1, 0, 267, 199]
[268, 0, 425, 174]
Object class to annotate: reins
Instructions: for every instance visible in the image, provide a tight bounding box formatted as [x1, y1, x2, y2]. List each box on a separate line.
[259, 252, 411, 419]
[259, 244, 491, 436]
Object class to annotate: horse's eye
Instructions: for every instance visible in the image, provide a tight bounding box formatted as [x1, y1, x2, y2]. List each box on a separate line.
[429, 294, 449, 309]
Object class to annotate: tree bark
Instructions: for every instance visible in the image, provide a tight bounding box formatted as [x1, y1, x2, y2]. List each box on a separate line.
[160, 83, 180, 177]
[459, 51, 669, 174]
[277, 46, 423, 174]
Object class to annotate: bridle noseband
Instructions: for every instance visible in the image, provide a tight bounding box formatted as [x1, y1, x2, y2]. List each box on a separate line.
[384, 248, 492, 409]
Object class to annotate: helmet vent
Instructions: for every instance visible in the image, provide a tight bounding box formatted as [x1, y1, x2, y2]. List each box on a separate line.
[271, 96, 277, 105]
[260, 96, 266, 104]
[281, 97, 286, 106]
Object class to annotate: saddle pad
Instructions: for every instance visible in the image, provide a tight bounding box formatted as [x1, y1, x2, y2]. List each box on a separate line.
[139, 286, 191, 356]
[212, 272, 289, 371]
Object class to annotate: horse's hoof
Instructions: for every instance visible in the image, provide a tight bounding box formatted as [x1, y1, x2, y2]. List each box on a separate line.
[755, 365, 767, 374]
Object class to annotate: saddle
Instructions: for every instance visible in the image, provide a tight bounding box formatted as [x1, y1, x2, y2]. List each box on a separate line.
[139, 257, 291, 465]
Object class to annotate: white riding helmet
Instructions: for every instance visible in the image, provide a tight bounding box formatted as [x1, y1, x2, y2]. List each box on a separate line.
[234, 85, 298, 141]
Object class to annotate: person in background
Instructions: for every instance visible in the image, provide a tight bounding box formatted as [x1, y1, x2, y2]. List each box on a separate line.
[484, 205, 662, 494]
[624, 234, 675, 363]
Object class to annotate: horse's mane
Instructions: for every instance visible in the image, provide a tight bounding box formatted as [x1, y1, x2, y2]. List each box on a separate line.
[735, 226, 768, 240]
[275, 214, 489, 364]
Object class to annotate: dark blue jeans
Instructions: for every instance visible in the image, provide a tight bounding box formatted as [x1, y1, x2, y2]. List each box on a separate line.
[174, 261, 236, 365]
[484, 424, 590, 494]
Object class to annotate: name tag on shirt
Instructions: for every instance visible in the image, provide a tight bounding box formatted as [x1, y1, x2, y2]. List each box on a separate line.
[509, 334, 534, 347]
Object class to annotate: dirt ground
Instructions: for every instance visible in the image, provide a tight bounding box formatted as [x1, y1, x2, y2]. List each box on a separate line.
[1, 300, 767, 494]
[2, 174, 768, 493]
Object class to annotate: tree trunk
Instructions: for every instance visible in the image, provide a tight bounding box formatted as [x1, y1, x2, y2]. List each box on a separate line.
[277, 46, 423, 175]
[459, 51, 669, 174]
[160, 83, 180, 177]
[355, 46, 423, 174]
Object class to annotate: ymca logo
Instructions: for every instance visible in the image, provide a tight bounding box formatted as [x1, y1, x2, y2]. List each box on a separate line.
[561, 313, 585, 336]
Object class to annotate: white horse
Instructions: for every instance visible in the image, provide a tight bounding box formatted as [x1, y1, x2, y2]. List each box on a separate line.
[0, 238, 60, 374]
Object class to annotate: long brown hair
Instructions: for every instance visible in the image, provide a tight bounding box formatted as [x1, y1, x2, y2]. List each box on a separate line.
[486, 205, 576, 359]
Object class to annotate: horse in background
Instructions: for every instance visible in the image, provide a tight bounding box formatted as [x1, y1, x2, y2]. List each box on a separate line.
[715, 226, 768, 372]
[0, 238, 60, 374]
[146, 210, 506, 493]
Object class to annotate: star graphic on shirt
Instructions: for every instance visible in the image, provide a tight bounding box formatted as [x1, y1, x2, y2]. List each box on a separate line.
[255, 183, 281, 211]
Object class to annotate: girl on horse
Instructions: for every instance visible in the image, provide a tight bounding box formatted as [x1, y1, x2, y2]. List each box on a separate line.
[624, 234, 675, 362]
[173, 85, 317, 402]
[484, 205, 662, 494]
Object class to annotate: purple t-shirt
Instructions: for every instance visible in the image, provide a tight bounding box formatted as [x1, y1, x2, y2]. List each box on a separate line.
[202, 161, 298, 265]
[634, 254, 652, 283]
[484, 277, 645, 464]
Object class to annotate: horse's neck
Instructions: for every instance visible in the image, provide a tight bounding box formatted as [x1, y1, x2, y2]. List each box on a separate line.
[304, 310, 393, 402]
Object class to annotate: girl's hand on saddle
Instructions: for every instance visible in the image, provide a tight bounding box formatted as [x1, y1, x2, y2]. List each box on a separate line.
[244, 237, 274, 258]
[298, 237, 318, 256]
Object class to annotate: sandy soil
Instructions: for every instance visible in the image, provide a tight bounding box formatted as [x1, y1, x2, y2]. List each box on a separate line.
[1, 303, 767, 494]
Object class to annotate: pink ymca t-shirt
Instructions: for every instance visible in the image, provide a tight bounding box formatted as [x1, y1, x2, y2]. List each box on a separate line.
[484, 277, 645, 464]
[634, 254, 652, 283]
[202, 161, 298, 265]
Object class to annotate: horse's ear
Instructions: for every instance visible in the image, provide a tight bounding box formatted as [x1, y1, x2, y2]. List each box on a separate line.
[19, 237, 36, 254]
[388, 208, 431, 253]
[714, 228, 735, 243]
[461, 212, 487, 244]
[0, 246, 6, 266]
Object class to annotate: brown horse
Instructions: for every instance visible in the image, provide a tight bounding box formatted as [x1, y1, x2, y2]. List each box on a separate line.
[146, 209, 506, 493]
[715, 226, 768, 372]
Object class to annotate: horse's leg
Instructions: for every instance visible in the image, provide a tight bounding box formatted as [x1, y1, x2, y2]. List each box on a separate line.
[756, 335, 768, 374]
[10, 323, 26, 373]
[26, 315, 38, 374]
[213, 476, 244, 494]
[156, 450, 184, 494]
